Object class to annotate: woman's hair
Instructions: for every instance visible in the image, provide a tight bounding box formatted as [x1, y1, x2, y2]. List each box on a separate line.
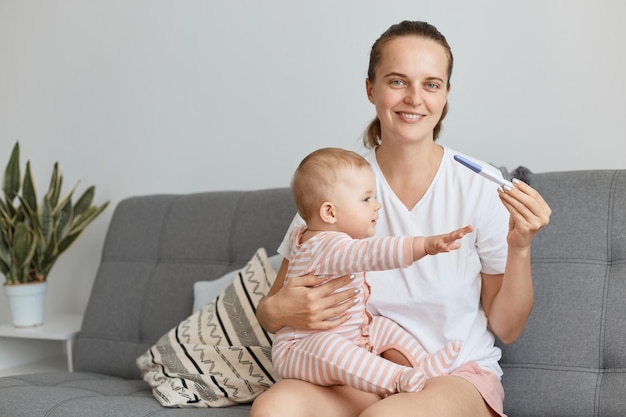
[292, 147, 370, 222]
[363, 20, 454, 148]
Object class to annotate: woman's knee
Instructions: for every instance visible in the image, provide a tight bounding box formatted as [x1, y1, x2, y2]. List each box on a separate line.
[250, 379, 322, 417]
[358, 376, 494, 417]
[251, 379, 379, 417]
[250, 381, 299, 417]
[249, 392, 276, 417]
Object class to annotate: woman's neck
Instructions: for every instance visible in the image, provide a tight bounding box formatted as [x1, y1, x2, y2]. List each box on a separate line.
[375, 141, 444, 210]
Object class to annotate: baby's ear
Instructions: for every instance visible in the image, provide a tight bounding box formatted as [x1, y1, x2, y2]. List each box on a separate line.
[319, 201, 337, 224]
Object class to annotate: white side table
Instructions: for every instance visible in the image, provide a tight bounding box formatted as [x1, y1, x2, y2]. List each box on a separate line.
[0, 314, 83, 372]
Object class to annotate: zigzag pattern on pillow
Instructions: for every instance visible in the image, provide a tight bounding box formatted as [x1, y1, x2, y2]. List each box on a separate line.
[137, 248, 281, 408]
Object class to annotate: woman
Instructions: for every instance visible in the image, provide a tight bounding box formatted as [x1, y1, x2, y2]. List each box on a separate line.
[251, 20, 551, 417]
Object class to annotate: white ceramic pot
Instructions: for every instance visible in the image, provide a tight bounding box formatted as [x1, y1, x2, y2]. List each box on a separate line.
[3, 281, 47, 327]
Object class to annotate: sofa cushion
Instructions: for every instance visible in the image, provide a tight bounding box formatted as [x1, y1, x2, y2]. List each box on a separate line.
[136, 247, 280, 408]
[192, 272, 239, 314]
[0, 372, 252, 417]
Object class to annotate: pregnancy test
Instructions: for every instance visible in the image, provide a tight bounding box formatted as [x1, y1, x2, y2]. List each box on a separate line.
[453, 155, 513, 188]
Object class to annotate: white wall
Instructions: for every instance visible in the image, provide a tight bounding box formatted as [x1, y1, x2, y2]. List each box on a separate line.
[1, 0, 624, 368]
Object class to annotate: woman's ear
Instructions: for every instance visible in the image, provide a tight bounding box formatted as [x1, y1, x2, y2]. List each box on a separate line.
[365, 78, 374, 104]
[319, 201, 337, 224]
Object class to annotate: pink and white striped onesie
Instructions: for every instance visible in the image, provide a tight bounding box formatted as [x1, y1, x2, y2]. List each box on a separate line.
[271, 226, 461, 396]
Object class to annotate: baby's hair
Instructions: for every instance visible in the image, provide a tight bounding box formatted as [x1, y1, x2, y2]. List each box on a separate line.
[292, 147, 370, 222]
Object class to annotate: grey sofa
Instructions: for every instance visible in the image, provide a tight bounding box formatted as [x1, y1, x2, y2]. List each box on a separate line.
[0, 170, 624, 417]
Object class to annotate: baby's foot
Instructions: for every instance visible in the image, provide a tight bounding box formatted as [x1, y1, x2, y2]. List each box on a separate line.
[422, 340, 462, 376]
[397, 367, 427, 393]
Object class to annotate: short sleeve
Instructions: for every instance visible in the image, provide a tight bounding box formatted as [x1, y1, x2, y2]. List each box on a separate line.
[276, 214, 305, 260]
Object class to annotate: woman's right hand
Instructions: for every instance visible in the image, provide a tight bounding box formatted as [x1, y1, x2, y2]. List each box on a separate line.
[256, 258, 359, 333]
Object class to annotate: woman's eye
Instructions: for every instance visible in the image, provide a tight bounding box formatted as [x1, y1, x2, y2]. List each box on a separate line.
[390, 79, 405, 87]
[426, 82, 439, 90]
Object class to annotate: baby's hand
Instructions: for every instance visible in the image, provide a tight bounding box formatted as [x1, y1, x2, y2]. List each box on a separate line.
[424, 225, 473, 255]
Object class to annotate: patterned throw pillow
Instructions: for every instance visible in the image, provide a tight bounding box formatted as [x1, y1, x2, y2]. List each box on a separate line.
[136, 247, 280, 407]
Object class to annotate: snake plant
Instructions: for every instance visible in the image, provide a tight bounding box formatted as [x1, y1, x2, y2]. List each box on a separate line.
[0, 142, 109, 285]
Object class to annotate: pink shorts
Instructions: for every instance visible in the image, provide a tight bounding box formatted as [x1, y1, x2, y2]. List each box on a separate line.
[450, 361, 506, 417]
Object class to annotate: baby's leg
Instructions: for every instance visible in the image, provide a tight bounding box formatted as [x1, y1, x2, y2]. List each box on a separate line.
[369, 316, 461, 376]
[276, 332, 426, 397]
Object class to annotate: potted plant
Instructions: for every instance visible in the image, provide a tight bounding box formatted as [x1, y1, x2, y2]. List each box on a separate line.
[0, 142, 109, 327]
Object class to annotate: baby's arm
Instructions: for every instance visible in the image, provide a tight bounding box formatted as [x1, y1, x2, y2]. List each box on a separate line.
[309, 227, 471, 276]
[412, 225, 473, 261]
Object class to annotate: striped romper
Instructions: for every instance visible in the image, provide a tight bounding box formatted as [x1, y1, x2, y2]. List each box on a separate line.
[271, 226, 461, 397]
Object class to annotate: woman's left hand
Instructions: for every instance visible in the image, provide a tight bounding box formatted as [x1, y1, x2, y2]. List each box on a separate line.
[498, 179, 551, 248]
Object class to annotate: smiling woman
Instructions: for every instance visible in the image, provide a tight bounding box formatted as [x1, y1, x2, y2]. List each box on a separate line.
[251, 20, 551, 417]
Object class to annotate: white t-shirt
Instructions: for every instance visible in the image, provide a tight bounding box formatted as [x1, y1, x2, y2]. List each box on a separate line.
[277, 146, 509, 376]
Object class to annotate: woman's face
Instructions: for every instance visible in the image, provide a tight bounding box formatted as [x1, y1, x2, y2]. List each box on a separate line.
[366, 36, 450, 145]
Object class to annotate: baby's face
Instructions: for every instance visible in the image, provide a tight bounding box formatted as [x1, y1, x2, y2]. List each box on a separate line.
[330, 166, 381, 239]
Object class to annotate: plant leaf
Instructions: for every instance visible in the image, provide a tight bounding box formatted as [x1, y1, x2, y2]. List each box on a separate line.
[51, 185, 76, 217]
[73, 186, 95, 218]
[12, 223, 37, 269]
[22, 161, 37, 212]
[45, 162, 62, 208]
[0, 234, 11, 272]
[69, 202, 109, 235]
[2, 142, 20, 202]
[16, 195, 39, 229]
[39, 199, 54, 244]
[0, 200, 14, 235]
[56, 198, 73, 241]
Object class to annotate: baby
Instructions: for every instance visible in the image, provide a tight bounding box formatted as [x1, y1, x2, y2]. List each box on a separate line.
[271, 147, 472, 396]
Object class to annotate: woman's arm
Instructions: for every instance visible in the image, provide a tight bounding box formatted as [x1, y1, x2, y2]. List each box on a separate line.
[481, 253, 531, 344]
[256, 258, 360, 334]
[480, 179, 551, 344]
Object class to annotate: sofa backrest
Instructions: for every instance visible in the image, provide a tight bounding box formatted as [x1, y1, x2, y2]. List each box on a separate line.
[73, 188, 296, 379]
[498, 170, 626, 416]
